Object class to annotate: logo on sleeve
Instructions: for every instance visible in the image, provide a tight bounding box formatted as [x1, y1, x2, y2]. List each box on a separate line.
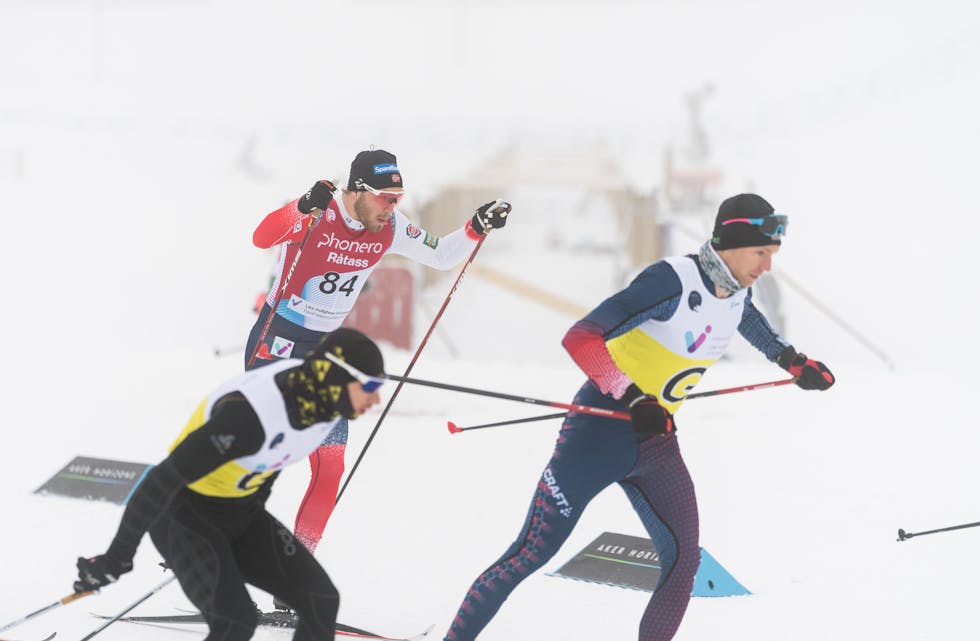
[423, 233, 439, 249]
[210, 434, 236, 454]
[405, 224, 422, 239]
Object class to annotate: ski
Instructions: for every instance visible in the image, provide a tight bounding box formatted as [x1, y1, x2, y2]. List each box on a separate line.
[0, 634, 56, 641]
[92, 610, 433, 640]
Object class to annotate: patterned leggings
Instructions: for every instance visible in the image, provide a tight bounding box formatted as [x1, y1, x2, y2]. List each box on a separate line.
[444, 382, 700, 641]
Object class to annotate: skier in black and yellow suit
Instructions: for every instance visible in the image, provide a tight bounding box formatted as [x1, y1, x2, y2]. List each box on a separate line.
[73, 328, 386, 641]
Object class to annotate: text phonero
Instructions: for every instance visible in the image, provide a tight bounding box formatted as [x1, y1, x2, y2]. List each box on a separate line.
[316, 232, 384, 254]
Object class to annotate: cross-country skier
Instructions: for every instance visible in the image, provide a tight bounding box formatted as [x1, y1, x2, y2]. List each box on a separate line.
[74, 328, 386, 641]
[246, 149, 511, 563]
[442, 193, 835, 641]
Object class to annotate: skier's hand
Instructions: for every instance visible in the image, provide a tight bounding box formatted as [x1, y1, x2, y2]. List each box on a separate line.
[297, 179, 337, 214]
[621, 384, 675, 435]
[74, 554, 133, 593]
[777, 347, 835, 391]
[471, 199, 511, 234]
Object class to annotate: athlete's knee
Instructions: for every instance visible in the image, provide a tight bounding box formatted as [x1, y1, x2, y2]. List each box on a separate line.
[294, 587, 340, 636]
[654, 532, 700, 590]
[677, 541, 700, 578]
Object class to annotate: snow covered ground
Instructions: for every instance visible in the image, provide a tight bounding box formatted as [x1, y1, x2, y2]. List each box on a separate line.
[3, 1, 980, 640]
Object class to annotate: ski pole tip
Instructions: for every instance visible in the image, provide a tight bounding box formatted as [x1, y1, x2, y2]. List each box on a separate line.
[447, 421, 462, 434]
[897, 528, 909, 542]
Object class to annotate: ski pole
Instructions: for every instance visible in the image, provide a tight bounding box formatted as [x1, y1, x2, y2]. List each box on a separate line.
[335, 202, 511, 504]
[0, 590, 95, 633]
[444, 377, 797, 433]
[389, 374, 631, 421]
[685, 376, 796, 399]
[897, 521, 980, 542]
[448, 411, 569, 433]
[78, 574, 177, 641]
[246, 183, 335, 369]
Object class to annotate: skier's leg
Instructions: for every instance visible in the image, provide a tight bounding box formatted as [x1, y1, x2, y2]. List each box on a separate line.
[236, 510, 339, 641]
[444, 384, 637, 641]
[619, 434, 700, 641]
[293, 418, 348, 552]
[149, 503, 258, 641]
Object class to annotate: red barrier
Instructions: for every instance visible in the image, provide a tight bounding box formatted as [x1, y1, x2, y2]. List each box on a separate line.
[343, 266, 414, 350]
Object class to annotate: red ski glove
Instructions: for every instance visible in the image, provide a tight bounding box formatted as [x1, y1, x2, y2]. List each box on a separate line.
[777, 347, 835, 391]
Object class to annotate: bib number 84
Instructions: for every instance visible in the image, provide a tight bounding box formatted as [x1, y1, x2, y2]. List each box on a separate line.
[319, 272, 359, 296]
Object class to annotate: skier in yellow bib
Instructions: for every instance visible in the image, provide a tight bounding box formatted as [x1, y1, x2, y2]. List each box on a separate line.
[73, 328, 386, 641]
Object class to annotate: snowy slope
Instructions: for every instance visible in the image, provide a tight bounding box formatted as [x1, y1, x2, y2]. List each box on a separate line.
[4, 1, 980, 641]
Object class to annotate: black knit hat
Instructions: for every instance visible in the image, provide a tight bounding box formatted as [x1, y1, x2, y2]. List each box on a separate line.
[711, 193, 783, 250]
[279, 327, 386, 423]
[307, 328, 385, 379]
[347, 149, 403, 191]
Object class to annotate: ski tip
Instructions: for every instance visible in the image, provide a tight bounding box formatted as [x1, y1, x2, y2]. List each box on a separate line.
[408, 624, 436, 640]
[447, 421, 462, 434]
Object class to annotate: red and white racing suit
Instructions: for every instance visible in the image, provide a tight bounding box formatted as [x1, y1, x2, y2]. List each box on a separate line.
[248, 194, 483, 551]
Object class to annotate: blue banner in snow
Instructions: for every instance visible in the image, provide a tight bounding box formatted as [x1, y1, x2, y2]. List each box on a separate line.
[550, 531, 750, 597]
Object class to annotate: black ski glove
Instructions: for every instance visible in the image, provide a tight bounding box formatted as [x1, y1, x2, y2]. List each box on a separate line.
[297, 179, 337, 214]
[471, 199, 511, 234]
[777, 346, 835, 391]
[621, 384, 675, 435]
[74, 554, 133, 593]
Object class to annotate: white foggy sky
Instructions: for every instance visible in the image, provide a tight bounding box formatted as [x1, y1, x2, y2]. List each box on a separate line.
[2, 0, 980, 370]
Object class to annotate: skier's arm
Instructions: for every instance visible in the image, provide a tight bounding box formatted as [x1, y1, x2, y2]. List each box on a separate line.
[252, 181, 337, 248]
[562, 262, 682, 399]
[738, 293, 835, 390]
[253, 200, 307, 248]
[737, 292, 791, 361]
[104, 396, 265, 566]
[387, 200, 510, 270]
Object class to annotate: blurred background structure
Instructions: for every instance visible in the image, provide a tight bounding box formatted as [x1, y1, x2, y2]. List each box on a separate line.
[2, 0, 979, 370]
